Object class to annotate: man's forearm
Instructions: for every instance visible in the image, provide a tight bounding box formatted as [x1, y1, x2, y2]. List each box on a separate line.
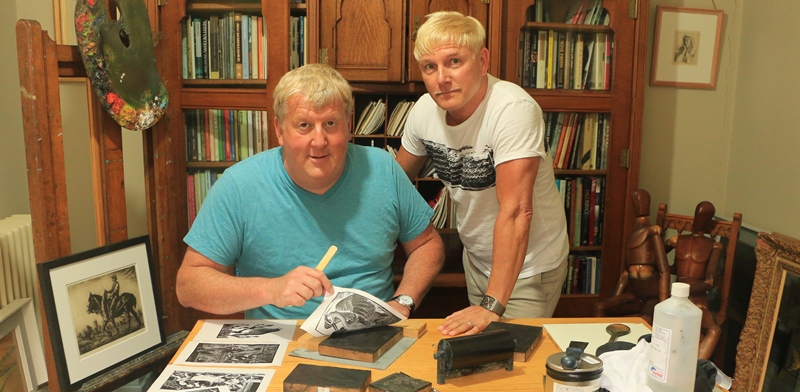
[485, 212, 531, 305]
[395, 235, 444, 306]
[176, 267, 272, 315]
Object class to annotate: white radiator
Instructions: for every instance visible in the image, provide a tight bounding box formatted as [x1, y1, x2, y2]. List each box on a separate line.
[0, 215, 39, 317]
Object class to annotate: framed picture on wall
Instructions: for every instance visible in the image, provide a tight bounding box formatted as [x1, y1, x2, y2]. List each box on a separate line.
[37, 236, 164, 391]
[650, 6, 724, 89]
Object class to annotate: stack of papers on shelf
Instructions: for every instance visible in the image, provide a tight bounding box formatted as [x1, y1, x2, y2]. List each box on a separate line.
[354, 99, 386, 135]
[431, 188, 450, 229]
[386, 100, 414, 136]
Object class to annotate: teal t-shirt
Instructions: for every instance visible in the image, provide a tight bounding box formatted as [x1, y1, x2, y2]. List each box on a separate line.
[184, 144, 432, 319]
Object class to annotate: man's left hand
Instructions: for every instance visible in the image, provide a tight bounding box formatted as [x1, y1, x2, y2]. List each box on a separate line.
[438, 305, 500, 336]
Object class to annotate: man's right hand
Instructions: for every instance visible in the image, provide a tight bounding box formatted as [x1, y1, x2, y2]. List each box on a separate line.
[268, 266, 334, 308]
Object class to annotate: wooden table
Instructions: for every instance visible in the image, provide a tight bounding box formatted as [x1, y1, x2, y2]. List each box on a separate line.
[172, 317, 649, 391]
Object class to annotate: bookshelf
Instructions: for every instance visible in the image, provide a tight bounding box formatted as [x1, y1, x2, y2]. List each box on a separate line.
[146, 0, 647, 333]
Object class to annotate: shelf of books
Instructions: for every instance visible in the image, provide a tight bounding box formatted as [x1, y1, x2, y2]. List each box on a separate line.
[547, 110, 609, 295]
[518, 0, 612, 91]
[181, 7, 267, 83]
[184, 108, 270, 224]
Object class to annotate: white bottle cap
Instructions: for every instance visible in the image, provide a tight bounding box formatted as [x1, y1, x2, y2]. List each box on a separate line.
[671, 282, 690, 297]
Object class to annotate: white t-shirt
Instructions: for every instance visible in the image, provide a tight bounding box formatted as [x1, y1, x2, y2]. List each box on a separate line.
[402, 75, 569, 278]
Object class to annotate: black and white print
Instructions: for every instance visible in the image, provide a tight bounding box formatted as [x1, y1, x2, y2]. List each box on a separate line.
[193, 319, 296, 342]
[175, 340, 288, 367]
[300, 287, 405, 337]
[148, 365, 273, 392]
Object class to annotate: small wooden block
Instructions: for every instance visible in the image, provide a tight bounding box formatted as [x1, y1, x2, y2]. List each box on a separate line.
[284, 363, 371, 392]
[318, 326, 403, 363]
[484, 321, 543, 362]
[391, 319, 427, 338]
[369, 372, 432, 392]
[297, 332, 328, 351]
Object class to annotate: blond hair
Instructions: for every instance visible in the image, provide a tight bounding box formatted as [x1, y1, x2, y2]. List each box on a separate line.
[413, 11, 485, 61]
[273, 64, 353, 123]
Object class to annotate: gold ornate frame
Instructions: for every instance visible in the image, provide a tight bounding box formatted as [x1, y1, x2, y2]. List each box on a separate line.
[732, 232, 800, 391]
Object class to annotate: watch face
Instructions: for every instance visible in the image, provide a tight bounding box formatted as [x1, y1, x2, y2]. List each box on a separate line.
[394, 295, 414, 310]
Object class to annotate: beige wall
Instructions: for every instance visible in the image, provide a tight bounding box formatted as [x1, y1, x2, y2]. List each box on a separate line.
[2, 0, 147, 254]
[640, 0, 740, 225]
[641, 0, 798, 239]
[724, 1, 800, 237]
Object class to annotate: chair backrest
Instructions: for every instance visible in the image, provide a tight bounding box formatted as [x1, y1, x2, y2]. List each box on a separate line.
[656, 202, 742, 325]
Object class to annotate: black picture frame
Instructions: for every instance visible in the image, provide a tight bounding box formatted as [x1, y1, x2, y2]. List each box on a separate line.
[37, 235, 165, 391]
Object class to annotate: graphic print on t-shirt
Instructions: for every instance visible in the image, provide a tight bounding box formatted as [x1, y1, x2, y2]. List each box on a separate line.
[422, 140, 495, 191]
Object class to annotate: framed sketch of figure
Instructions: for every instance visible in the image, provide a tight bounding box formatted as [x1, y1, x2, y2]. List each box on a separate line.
[651, 6, 723, 89]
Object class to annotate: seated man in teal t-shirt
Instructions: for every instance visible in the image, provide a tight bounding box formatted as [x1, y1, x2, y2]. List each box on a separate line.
[176, 64, 444, 319]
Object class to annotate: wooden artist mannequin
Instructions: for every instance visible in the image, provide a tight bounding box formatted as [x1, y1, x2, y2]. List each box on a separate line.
[664, 200, 723, 360]
[594, 189, 670, 324]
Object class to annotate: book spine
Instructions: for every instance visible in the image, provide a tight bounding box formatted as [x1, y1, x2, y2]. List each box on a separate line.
[235, 14, 243, 79]
[242, 15, 250, 79]
[546, 30, 555, 89]
[193, 18, 203, 79]
[187, 174, 196, 225]
[209, 16, 220, 79]
[257, 17, 264, 79]
[201, 19, 209, 79]
[521, 30, 530, 87]
[556, 32, 565, 89]
[250, 15, 258, 79]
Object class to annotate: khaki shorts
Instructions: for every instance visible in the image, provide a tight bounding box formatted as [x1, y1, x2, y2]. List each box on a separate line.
[462, 248, 568, 318]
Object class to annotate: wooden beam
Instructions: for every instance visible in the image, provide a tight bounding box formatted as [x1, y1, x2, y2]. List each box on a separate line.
[87, 80, 129, 246]
[16, 19, 71, 392]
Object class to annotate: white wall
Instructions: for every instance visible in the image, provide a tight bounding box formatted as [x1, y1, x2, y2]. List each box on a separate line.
[724, 1, 800, 237]
[641, 0, 799, 239]
[640, 0, 742, 225]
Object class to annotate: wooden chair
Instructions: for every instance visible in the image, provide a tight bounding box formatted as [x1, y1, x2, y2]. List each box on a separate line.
[16, 19, 183, 392]
[656, 203, 742, 326]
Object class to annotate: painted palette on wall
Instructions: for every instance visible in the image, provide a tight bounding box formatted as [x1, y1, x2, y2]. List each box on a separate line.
[74, 0, 168, 130]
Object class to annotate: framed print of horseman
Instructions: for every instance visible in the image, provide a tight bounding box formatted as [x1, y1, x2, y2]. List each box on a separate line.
[38, 236, 164, 391]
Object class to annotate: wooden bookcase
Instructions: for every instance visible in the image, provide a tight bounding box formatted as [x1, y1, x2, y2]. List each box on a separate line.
[147, 0, 647, 333]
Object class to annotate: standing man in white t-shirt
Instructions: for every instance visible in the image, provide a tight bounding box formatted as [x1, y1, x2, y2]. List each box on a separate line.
[396, 11, 569, 335]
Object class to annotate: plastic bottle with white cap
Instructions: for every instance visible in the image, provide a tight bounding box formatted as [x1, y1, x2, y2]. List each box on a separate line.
[646, 282, 702, 392]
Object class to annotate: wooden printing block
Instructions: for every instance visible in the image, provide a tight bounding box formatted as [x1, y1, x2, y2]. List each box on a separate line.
[391, 319, 427, 338]
[484, 321, 543, 362]
[369, 372, 432, 392]
[284, 363, 371, 392]
[318, 326, 403, 362]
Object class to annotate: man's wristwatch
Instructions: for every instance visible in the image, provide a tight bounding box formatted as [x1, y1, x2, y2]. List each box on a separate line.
[391, 295, 415, 313]
[479, 295, 506, 317]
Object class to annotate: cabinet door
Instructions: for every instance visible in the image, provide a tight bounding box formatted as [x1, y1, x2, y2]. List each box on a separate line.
[319, 0, 406, 82]
[407, 0, 489, 82]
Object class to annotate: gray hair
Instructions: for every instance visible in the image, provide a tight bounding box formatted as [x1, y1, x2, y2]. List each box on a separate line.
[272, 64, 353, 123]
